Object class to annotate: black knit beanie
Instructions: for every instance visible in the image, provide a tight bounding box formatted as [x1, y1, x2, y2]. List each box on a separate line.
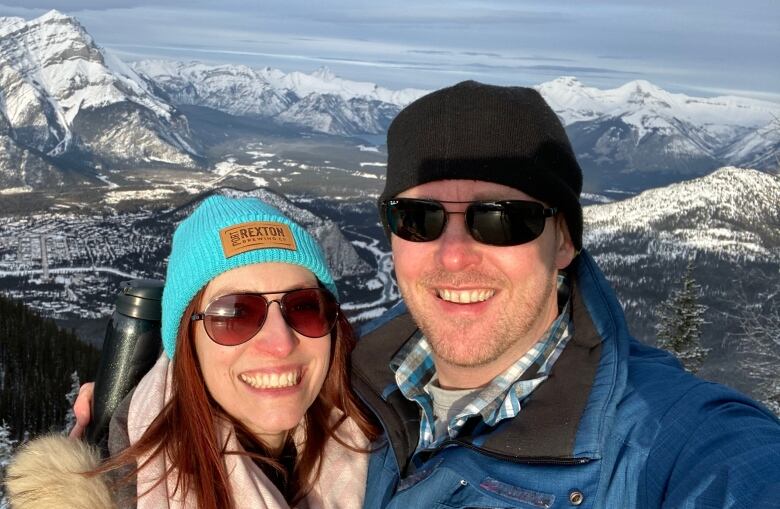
[381, 80, 583, 250]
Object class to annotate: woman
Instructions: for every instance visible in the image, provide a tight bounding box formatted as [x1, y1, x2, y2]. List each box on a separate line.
[6, 195, 379, 508]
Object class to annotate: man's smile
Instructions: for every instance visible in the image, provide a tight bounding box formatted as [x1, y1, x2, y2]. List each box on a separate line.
[435, 288, 496, 304]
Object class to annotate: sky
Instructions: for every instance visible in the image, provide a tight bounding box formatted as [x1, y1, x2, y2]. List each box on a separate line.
[1, 0, 778, 101]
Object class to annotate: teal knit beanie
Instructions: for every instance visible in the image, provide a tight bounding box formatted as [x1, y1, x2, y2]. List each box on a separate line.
[161, 195, 338, 359]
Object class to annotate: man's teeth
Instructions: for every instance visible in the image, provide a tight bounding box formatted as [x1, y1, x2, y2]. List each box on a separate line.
[437, 289, 495, 304]
[240, 371, 300, 389]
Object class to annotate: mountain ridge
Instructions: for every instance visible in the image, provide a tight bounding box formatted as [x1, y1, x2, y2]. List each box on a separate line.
[585, 166, 780, 260]
[537, 77, 780, 182]
[0, 10, 201, 188]
[131, 59, 427, 136]
[1, 10, 779, 192]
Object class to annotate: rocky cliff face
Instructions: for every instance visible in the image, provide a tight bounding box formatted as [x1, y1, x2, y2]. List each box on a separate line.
[0, 11, 201, 187]
[219, 188, 372, 278]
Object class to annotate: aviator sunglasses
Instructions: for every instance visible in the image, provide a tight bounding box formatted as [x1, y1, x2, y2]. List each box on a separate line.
[191, 287, 339, 346]
[381, 198, 558, 246]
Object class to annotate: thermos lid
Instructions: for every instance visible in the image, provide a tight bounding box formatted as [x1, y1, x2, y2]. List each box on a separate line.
[115, 279, 164, 321]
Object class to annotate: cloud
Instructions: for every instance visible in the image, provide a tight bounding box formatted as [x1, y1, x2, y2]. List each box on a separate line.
[0, 0, 248, 10]
[1, 0, 162, 10]
[523, 64, 632, 75]
[1, 1, 777, 101]
[597, 55, 635, 60]
[407, 50, 454, 55]
[461, 51, 503, 58]
[311, 9, 570, 26]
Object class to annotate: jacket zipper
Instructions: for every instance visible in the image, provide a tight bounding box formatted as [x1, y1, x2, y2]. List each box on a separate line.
[354, 372, 593, 468]
[445, 439, 593, 465]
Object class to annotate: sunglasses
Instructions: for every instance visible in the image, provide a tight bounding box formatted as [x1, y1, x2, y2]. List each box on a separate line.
[381, 198, 557, 246]
[191, 287, 339, 346]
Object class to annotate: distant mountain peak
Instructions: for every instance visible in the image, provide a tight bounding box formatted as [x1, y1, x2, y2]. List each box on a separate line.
[3, 10, 779, 190]
[614, 79, 674, 107]
[536, 76, 780, 176]
[550, 76, 585, 88]
[35, 9, 74, 23]
[0, 12, 201, 187]
[311, 66, 337, 81]
[621, 79, 663, 93]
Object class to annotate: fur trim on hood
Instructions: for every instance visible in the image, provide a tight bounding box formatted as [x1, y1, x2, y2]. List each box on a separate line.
[4, 434, 116, 509]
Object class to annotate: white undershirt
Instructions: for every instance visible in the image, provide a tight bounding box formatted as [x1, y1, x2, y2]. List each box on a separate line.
[425, 375, 482, 441]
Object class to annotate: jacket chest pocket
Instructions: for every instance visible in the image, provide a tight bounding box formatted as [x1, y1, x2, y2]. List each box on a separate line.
[431, 476, 557, 509]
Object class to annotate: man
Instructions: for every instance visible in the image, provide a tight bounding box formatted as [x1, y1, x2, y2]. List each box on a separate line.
[350, 81, 780, 508]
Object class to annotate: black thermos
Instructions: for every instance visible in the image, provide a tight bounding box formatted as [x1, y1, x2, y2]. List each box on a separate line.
[85, 279, 164, 454]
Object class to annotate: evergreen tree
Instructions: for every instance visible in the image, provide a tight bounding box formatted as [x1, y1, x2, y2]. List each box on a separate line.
[729, 271, 780, 416]
[0, 420, 16, 508]
[0, 420, 15, 467]
[656, 260, 710, 373]
[64, 370, 81, 433]
[0, 295, 100, 441]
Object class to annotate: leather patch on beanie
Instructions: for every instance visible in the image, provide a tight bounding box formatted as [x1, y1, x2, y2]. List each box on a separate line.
[219, 221, 297, 257]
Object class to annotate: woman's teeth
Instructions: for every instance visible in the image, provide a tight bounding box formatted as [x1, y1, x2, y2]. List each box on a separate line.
[437, 288, 495, 304]
[240, 371, 300, 389]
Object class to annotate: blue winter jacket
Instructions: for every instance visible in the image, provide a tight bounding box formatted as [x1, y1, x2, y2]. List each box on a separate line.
[351, 250, 780, 508]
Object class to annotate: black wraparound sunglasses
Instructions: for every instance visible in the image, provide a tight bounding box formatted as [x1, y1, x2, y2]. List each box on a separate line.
[191, 288, 339, 346]
[381, 198, 557, 246]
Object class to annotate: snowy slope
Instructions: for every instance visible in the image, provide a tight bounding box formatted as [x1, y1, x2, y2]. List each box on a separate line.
[132, 60, 427, 136]
[584, 167, 780, 259]
[538, 77, 777, 138]
[537, 77, 780, 173]
[130, 60, 295, 117]
[581, 167, 779, 411]
[0, 10, 200, 186]
[260, 66, 425, 106]
[136, 63, 778, 168]
[2, 10, 778, 190]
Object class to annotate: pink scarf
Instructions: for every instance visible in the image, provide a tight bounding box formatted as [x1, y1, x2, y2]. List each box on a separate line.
[128, 355, 369, 508]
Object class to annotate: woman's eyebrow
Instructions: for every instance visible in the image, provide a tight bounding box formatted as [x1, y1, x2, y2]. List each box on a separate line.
[206, 283, 314, 299]
[205, 284, 243, 298]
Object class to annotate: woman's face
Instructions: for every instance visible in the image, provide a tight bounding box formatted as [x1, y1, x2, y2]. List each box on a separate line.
[193, 263, 332, 450]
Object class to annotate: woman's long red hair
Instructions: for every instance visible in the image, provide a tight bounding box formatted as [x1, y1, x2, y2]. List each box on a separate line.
[95, 288, 379, 507]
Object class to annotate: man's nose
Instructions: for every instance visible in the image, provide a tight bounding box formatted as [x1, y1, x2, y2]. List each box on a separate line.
[435, 212, 482, 272]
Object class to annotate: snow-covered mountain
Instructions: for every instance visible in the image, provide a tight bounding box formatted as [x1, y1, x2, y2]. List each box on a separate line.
[132, 60, 427, 136]
[0, 109, 62, 187]
[584, 167, 780, 260]
[1, 10, 779, 193]
[138, 64, 778, 184]
[537, 78, 780, 187]
[582, 167, 779, 408]
[583, 166, 780, 327]
[0, 11, 200, 187]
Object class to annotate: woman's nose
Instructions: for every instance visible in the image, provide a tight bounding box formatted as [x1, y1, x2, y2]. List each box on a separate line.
[249, 302, 298, 357]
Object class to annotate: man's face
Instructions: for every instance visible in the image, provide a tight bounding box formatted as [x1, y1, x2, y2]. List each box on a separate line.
[392, 179, 575, 387]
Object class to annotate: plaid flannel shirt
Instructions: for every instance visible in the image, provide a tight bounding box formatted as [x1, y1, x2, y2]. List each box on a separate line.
[390, 275, 572, 452]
